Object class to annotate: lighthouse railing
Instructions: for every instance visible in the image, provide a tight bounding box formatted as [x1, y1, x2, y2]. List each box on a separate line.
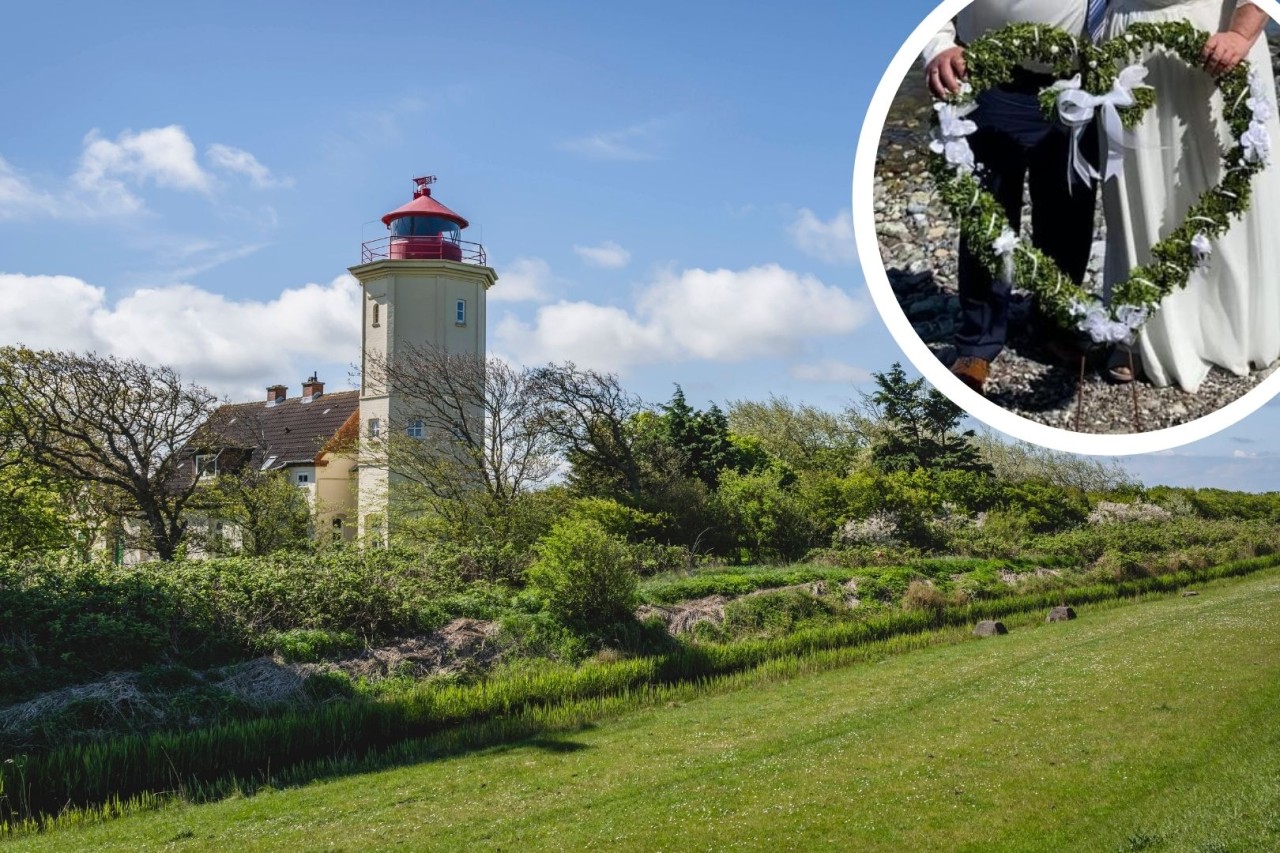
[360, 236, 487, 265]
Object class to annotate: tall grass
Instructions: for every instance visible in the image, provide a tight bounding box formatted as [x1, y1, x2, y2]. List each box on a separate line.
[4, 552, 1277, 831]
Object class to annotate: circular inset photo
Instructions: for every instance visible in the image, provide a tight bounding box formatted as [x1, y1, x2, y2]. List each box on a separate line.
[853, 0, 1280, 454]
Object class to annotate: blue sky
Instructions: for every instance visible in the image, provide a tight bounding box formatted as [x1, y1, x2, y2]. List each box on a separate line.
[1, 0, 1277, 491]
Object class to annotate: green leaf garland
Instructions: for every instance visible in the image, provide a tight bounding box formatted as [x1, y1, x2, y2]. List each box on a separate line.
[927, 21, 1271, 344]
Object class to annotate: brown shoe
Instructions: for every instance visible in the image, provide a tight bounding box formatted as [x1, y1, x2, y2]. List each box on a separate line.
[951, 356, 989, 395]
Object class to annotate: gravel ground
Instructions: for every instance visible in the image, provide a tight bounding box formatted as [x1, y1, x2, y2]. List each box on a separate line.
[872, 38, 1280, 435]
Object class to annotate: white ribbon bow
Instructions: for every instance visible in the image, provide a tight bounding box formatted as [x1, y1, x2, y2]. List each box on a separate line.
[1190, 233, 1213, 266]
[930, 101, 979, 174]
[1070, 300, 1147, 345]
[991, 227, 1018, 284]
[1052, 64, 1150, 188]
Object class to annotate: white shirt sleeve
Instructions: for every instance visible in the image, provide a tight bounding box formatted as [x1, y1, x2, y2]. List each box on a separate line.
[921, 19, 959, 68]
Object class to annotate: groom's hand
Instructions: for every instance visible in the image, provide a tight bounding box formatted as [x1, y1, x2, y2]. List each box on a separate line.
[1202, 32, 1250, 75]
[926, 47, 967, 99]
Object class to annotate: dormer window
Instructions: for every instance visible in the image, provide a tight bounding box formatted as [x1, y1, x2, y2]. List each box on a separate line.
[194, 453, 218, 479]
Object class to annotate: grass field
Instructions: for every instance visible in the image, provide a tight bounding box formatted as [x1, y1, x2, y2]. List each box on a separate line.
[11, 570, 1280, 851]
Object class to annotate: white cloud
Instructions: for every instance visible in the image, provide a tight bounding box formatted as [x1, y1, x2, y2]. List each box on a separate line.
[207, 143, 292, 189]
[0, 272, 360, 400]
[788, 359, 873, 384]
[0, 127, 283, 220]
[574, 241, 631, 269]
[0, 155, 60, 219]
[787, 208, 857, 265]
[496, 263, 867, 373]
[73, 126, 215, 214]
[560, 120, 666, 161]
[491, 257, 554, 303]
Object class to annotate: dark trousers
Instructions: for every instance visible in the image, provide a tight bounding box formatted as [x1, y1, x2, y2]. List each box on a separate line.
[955, 82, 1099, 362]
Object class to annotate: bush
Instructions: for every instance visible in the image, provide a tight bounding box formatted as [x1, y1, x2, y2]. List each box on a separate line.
[270, 629, 359, 663]
[902, 580, 947, 614]
[527, 518, 640, 634]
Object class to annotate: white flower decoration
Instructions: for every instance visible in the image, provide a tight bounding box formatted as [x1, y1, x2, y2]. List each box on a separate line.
[930, 100, 979, 175]
[1242, 119, 1271, 166]
[991, 227, 1018, 256]
[1190, 233, 1213, 266]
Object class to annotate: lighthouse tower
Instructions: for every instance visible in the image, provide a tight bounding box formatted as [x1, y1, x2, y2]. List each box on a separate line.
[350, 176, 497, 540]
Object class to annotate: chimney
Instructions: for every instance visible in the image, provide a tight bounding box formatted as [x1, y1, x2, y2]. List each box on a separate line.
[301, 374, 324, 403]
[266, 384, 287, 406]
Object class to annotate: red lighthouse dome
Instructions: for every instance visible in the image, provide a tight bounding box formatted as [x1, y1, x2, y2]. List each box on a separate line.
[364, 176, 486, 264]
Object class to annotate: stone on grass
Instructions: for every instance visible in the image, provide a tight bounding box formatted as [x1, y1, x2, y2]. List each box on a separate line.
[1047, 606, 1076, 623]
[1181, 590, 1200, 598]
[974, 620, 1007, 637]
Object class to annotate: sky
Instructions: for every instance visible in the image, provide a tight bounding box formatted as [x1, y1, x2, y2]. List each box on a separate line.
[1, 0, 1278, 491]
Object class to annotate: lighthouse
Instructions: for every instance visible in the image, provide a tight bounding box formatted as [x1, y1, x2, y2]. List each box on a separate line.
[350, 176, 498, 540]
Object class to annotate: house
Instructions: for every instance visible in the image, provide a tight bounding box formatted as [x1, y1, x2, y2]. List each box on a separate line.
[174, 376, 362, 550]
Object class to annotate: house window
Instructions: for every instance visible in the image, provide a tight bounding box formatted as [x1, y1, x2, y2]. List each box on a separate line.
[455, 299, 466, 326]
[368, 417, 381, 438]
[372, 302, 380, 327]
[297, 473, 310, 484]
[406, 419, 424, 438]
[194, 453, 218, 478]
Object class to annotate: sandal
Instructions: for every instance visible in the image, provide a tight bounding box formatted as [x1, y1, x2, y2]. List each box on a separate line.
[1107, 348, 1137, 384]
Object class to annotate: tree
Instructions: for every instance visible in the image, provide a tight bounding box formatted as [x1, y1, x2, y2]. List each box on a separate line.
[658, 387, 744, 487]
[188, 468, 313, 556]
[728, 395, 869, 472]
[364, 344, 559, 542]
[528, 362, 646, 498]
[863, 363, 987, 473]
[0, 346, 221, 561]
[972, 430, 1136, 494]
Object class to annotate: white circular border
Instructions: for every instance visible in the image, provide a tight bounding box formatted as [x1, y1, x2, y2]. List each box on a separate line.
[853, 0, 1280, 456]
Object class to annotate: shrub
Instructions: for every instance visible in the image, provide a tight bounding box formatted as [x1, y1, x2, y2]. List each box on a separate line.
[838, 510, 901, 547]
[719, 589, 840, 639]
[526, 518, 640, 634]
[270, 629, 359, 663]
[902, 580, 946, 614]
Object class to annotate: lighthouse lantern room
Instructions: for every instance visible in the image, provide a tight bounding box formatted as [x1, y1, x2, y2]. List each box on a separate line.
[361, 176, 487, 265]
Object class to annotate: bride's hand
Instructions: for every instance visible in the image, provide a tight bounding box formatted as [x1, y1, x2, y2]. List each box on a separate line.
[1202, 32, 1251, 76]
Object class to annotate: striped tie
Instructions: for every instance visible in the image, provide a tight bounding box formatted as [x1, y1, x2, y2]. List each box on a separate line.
[1087, 0, 1109, 43]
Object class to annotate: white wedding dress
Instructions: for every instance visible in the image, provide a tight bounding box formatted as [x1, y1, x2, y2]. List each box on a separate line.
[1102, 0, 1280, 393]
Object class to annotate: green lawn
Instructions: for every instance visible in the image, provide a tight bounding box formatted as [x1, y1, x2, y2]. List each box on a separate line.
[12, 571, 1280, 851]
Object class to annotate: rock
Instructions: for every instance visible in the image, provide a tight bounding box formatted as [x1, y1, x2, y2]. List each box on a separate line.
[1181, 590, 1200, 597]
[877, 220, 910, 241]
[974, 620, 1008, 637]
[1047, 606, 1077, 622]
[907, 295, 946, 319]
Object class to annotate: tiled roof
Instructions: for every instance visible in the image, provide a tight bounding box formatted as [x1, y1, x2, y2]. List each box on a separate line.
[184, 390, 360, 472]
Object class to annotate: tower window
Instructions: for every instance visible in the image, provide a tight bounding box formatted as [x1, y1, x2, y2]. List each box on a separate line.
[406, 419, 424, 439]
[368, 417, 381, 437]
[372, 302, 380, 327]
[455, 299, 466, 326]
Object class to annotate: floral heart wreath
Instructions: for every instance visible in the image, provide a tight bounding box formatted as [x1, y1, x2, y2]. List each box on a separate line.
[927, 21, 1274, 345]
